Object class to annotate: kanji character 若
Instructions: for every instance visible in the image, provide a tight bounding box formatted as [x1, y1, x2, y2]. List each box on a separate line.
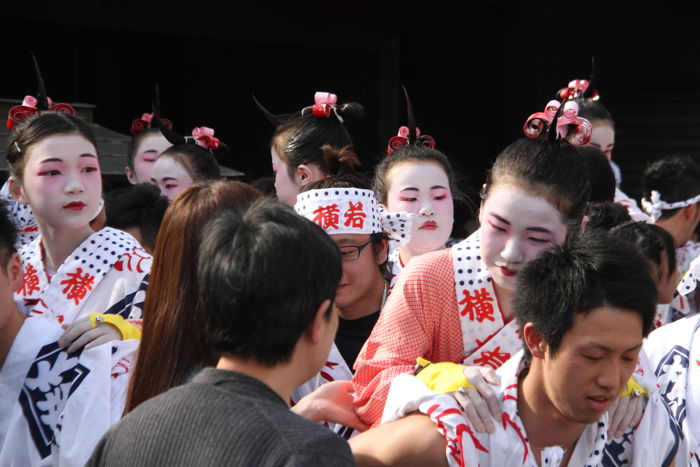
[343, 201, 366, 229]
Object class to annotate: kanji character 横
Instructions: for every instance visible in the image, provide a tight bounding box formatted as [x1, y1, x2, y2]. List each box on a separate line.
[473, 346, 510, 370]
[312, 204, 340, 230]
[60, 268, 95, 305]
[459, 288, 496, 322]
[18, 263, 41, 296]
[343, 201, 366, 229]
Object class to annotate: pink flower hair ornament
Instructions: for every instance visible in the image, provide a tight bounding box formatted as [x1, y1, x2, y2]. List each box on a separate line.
[522, 99, 592, 145]
[6, 95, 75, 130]
[387, 126, 436, 154]
[130, 112, 172, 135]
[188, 126, 220, 150]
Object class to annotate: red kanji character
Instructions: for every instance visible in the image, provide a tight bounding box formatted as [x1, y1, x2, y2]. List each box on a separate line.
[343, 201, 366, 229]
[17, 263, 41, 296]
[473, 346, 510, 370]
[60, 268, 95, 305]
[312, 204, 340, 230]
[459, 288, 495, 322]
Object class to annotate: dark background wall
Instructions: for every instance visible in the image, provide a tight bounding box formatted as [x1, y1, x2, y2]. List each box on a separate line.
[3, 2, 700, 234]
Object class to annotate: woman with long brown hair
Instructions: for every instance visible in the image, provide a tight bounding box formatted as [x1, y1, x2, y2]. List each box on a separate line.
[124, 180, 261, 412]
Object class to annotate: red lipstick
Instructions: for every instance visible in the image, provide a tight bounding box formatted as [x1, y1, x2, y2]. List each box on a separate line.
[420, 221, 437, 230]
[63, 202, 86, 211]
[500, 266, 517, 277]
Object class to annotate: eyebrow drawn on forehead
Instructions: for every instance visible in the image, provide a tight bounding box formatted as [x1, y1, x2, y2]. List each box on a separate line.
[40, 153, 96, 163]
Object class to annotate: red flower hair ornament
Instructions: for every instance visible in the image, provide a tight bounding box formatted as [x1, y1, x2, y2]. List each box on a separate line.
[523, 99, 592, 146]
[557, 79, 600, 101]
[130, 112, 172, 135]
[6, 95, 75, 130]
[387, 126, 436, 154]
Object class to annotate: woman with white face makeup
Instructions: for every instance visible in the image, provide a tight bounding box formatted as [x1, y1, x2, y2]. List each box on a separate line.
[373, 143, 457, 293]
[6, 111, 151, 353]
[353, 100, 645, 446]
[148, 116, 226, 202]
[558, 79, 649, 221]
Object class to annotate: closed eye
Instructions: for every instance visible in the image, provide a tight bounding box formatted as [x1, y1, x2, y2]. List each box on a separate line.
[400, 197, 417, 202]
[583, 355, 602, 361]
[489, 222, 506, 232]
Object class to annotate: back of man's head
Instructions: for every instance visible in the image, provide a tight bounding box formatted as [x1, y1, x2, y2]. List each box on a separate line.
[514, 229, 657, 362]
[642, 154, 700, 221]
[0, 200, 17, 269]
[197, 199, 342, 366]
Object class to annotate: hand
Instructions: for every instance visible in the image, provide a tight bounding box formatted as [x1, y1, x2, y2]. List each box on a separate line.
[58, 316, 121, 353]
[608, 393, 646, 439]
[291, 380, 369, 432]
[452, 366, 502, 434]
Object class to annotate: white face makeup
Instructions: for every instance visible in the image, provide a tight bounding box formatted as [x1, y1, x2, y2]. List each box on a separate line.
[588, 121, 615, 161]
[150, 155, 194, 201]
[127, 133, 172, 184]
[479, 184, 568, 293]
[271, 146, 301, 206]
[385, 161, 454, 257]
[16, 133, 102, 232]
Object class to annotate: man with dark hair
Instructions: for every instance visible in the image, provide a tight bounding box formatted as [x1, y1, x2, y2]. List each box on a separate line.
[105, 183, 169, 254]
[0, 200, 138, 465]
[362, 230, 680, 466]
[642, 154, 700, 322]
[88, 199, 355, 466]
[291, 174, 408, 436]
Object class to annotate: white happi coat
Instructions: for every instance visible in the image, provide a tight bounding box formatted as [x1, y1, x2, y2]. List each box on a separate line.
[0, 316, 137, 466]
[645, 314, 700, 465]
[383, 351, 681, 467]
[14, 227, 151, 326]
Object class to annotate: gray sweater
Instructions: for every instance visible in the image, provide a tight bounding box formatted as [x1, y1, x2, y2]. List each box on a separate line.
[87, 368, 356, 466]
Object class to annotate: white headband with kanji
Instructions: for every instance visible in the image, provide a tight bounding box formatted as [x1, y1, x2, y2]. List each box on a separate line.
[295, 188, 412, 246]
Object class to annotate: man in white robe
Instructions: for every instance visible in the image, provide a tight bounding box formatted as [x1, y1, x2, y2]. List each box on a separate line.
[352, 230, 681, 466]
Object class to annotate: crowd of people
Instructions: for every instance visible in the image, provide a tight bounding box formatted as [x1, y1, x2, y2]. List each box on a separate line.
[0, 66, 699, 466]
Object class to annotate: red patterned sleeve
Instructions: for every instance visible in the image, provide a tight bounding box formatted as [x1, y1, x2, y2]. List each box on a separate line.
[352, 249, 463, 427]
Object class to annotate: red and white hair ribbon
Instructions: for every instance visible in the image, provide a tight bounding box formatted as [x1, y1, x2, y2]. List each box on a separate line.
[522, 100, 560, 139]
[191, 126, 220, 150]
[523, 99, 591, 145]
[304, 91, 344, 123]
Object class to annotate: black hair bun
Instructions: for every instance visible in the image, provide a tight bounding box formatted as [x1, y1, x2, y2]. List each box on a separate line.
[337, 102, 364, 121]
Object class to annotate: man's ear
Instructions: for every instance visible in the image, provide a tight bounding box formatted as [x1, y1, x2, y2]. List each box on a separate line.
[7, 177, 28, 205]
[7, 253, 23, 291]
[375, 238, 389, 265]
[523, 323, 547, 359]
[307, 298, 333, 345]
